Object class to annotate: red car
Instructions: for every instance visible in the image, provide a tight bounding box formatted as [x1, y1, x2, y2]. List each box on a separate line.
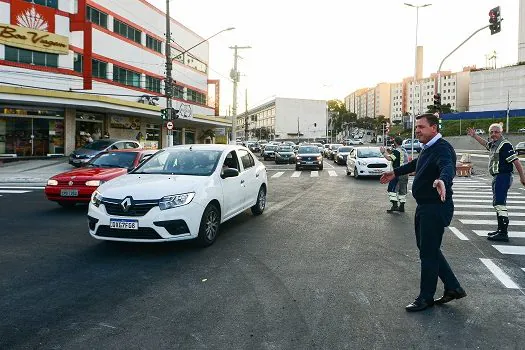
[45, 149, 157, 207]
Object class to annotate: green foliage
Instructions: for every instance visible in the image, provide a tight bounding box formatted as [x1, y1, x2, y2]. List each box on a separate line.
[426, 103, 454, 114]
[439, 116, 525, 137]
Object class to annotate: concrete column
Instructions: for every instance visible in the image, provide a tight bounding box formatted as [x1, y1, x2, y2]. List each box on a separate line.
[519, 0, 525, 62]
[64, 108, 76, 155]
[181, 128, 186, 144]
[160, 125, 167, 148]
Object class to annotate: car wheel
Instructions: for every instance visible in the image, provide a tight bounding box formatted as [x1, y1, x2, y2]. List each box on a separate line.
[196, 203, 221, 247]
[353, 166, 359, 179]
[58, 201, 76, 208]
[251, 186, 266, 216]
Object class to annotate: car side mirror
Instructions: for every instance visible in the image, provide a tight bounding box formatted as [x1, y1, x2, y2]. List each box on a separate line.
[221, 168, 239, 179]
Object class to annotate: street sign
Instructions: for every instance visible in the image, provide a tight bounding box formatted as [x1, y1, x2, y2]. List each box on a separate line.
[166, 121, 174, 130]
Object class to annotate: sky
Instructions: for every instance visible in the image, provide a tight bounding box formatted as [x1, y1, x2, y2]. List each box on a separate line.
[147, 0, 520, 115]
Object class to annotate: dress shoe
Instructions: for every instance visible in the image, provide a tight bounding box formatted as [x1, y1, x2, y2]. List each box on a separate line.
[487, 232, 509, 242]
[405, 298, 434, 312]
[434, 287, 467, 305]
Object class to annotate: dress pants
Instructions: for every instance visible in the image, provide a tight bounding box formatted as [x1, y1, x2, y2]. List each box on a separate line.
[414, 202, 461, 300]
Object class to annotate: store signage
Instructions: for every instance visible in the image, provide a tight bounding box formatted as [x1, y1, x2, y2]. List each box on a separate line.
[0, 24, 69, 55]
[11, 0, 56, 33]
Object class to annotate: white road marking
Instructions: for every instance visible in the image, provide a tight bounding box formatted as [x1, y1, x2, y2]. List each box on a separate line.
[452, 185, 492, 188]
[473, 230, 525, 238]
[448, 227, 469, 240]
[328, 170, 337, 177]
[453, 191, 521, 195]
[492, 245, 525, 255]
[455, 204, 525, 210]
[460, 219, 525, 226]
[271, 172, 284, 178]
[311, 171, 319, 177]
[454, 199, 525, 204]
[522, 268, 525, 273]
[454, 195, 523, 199]
[291, 171, 301, 178]
[479, 258, 520, 289]
[0, 190, 31, 194]
[455, 211, 525, 217]
[0, 186, 44, 190]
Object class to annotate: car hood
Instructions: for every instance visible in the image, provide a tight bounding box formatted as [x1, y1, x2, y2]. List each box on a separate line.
[97, 174, 208, 200]
[276, 151, 295, 156]
[51, 167, 128, 180]
[297, 153, 321, 157]
[358, 157, 389, 163]
[71, 148, 100, 156]
[338, 152, 351, 156]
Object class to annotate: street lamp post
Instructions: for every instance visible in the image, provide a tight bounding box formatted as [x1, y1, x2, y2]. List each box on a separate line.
[404, 2, 431, 158]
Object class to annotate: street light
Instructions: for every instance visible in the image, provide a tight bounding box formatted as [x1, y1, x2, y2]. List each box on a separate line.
[171, 27, 235, 62]
[404, 2, 431, 158]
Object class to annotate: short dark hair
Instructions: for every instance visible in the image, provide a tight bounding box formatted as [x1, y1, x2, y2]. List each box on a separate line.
[394, 136, 403, 145]
[416, 113, 440, 132]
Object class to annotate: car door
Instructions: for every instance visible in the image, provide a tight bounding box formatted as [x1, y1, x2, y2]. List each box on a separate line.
[237, 149, 258, 209]
[347, 148, 356, 170]
[220, 150, 244, 218]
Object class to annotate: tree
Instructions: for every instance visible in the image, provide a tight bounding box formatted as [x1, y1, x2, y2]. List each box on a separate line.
[426, 103, 454, 114]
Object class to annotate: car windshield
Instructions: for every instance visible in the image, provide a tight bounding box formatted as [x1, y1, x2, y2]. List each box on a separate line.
[265, 146, 278, 151]
[357, 148, 383, 158]
[132, 149, 222, 176]
[89, 152, 136, 168]
[330, 144, 343, 150]
[82, 140, 113, 150]
[298, 146, 319, 154]
[339, 147, 352, 152]
[518, 142, 525, 147]
[277, 147, 293, 152]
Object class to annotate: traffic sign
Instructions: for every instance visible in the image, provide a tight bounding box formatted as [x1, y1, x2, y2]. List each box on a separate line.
[166, 121, 174, 130]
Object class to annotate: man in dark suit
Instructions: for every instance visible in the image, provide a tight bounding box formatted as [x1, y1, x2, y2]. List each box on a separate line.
[380, 113, 466, 312]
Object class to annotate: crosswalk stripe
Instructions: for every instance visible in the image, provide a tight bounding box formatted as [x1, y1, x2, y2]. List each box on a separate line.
[311, 171, 319, 177]
[473, 230, 525, 238]
[452, 186, 492, 189]
[454, 195, 523, 199]
[291, 171, 301, 178]
[492, 245, 525, 255]
[455, 211, 525, 217]
[0, 190, 31, 194]
[0, 186, 44, 190]
[453, 191, 521, 195]
[480, 258, 520, 289]
[271, 172, 284, 178]
[454, 199, 525, 204]
[448, 227, 469, 240]
[522, 268, 525, 273]
[460, 219, 525, 225]
[455, 204, 525, 210]
[328, 170, 337, 177]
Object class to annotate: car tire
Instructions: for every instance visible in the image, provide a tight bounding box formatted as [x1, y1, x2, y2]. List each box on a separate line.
[353, 166, 359, 179]
[251, 186, 266, 216]
[58, 201, 76, 208]
[346, 170, 351, 176]
[196, 203, 221, 247]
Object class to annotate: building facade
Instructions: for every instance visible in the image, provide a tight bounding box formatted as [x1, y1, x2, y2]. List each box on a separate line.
[236, 97, 327, 142]
[0, 0, 229, 157]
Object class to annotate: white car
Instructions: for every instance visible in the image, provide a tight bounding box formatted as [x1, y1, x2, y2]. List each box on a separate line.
[347, 138, 364, 145]
[87, 145, 268, 246]
[346, 146, 390, 178]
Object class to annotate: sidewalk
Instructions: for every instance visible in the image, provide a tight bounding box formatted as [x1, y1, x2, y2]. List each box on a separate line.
[0, 157, 73, 186]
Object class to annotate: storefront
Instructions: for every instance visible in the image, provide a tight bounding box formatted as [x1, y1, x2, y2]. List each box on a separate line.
[0, 105, 65, 157]
[75, 111, 105, 148]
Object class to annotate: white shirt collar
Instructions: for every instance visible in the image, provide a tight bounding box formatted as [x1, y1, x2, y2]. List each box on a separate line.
[422, 133, 442, 149]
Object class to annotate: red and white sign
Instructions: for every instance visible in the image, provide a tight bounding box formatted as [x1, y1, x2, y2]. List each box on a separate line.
[166, 121, 174, 130]
[10, 0, 56, 33]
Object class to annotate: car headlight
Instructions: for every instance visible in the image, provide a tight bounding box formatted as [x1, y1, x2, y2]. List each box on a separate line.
[296, 156, 302, 160]
[317, 156, 322, 160]
[91, 190, 102, 207]
[85, 180, 104, 186]
[159, 192, 195, 210]
[358, 160, 367, 166]
[47, 179, 58, 186]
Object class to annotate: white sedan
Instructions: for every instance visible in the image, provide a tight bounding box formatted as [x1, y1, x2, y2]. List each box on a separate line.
[346, 146, 390, 178]
[87, 145, 268, 246]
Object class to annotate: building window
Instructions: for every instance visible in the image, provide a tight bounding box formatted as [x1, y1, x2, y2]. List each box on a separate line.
[186, 89, 206, 104]
[146, 35, 162, 53]
[113, 19, 142, 44]
[24, 0, 57, 8]
[72, 55, 107, 79]
[5, 46, 58, 68]
[87, 6, 108, 28]
[73, 53, 83, 73]
[145, 76, 161, 93]
[113, 66, 140, 87]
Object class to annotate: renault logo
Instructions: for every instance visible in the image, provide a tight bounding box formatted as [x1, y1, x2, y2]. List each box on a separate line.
[120, 197, 132, 212]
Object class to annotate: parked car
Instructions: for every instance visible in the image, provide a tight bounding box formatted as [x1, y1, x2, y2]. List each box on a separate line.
[262, 145, 279, 160]
[69, 139, 141, 167]
[46, 149, 156, 207]
[334, 146, 353, 165]
[346, 146, 390, 178]
[274, 146, 296, 164]
[401, 139, 422, 153]
[475, 129, 486, 135]
[518, 128, 525, 133]
[87, 144, 268, 246]
[295, 145, 323, 170]
[516, 142, 525, 155]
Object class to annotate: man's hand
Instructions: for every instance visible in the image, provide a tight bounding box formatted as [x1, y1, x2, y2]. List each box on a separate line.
[380, 171, 395, 184]
[379, 146, 386, 153]
[466, 127, 476, 137]
[433, 179, 446, 202]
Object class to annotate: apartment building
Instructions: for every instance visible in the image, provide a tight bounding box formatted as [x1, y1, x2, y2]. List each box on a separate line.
[390, 82, 404, 121]
[344, 83, 391, 120]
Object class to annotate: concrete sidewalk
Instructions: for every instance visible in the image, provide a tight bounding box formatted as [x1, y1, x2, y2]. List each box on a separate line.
[0, 157, 73, 186]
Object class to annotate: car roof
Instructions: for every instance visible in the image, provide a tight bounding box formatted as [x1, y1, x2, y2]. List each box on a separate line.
[165, 144, 249, 152]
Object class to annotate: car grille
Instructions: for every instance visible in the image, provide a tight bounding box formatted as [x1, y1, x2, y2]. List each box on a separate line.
[95, 225, 162, 239]
[102, 200, 157, 217]
[367, 163, 388, 169]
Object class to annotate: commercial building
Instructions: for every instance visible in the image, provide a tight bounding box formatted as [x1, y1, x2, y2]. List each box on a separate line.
[235, 97, 327, 142]
[0, 0, 230, 157]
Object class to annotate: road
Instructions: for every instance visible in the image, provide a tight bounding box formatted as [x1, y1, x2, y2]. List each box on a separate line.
[1, 155, 525, 349]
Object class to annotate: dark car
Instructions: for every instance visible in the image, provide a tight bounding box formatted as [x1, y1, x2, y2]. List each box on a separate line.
[334, 146, 353, 165]
[69, 139, 141, 167]
[262, 145, 279, 160]
[516, 142, 525, 155]
[295, 145, 323, 170]
[274, 146, 296, 164]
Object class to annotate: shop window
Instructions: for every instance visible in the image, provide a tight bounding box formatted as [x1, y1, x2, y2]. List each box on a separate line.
[24, 0, 57, 9]
[86, 6, 108, 28]
[113, 66, 141, 88]
[5, 46, 58, 68]
[114, 19, 142, 44]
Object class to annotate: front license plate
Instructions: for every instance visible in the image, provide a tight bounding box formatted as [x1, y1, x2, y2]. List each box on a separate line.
[60, 189, 78, 197]
[110, 219, 138, 230]
[371, 169, 383, 174]
[306, 161, 314, 164]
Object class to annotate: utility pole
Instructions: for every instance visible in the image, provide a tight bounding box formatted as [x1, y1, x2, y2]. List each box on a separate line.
[297, 117, 300, 144]
[506, 90, 511, 133]
[230, 45, 251, 142]
[165, 0, 173, 147]
[244, 88, 249, 141]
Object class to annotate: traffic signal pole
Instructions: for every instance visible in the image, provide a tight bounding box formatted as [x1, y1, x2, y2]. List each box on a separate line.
[165, 0, 173, 147]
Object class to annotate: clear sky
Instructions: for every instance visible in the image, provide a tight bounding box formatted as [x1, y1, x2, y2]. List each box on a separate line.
[147, 0, 520, 115]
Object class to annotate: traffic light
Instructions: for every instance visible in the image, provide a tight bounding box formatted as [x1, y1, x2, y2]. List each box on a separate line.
[160, 107, 177, 120]
[438, 117, 443, 131]
[433, 93, 441, 109]
[161, 108, 168, 120]
[489, 6, 501, 35]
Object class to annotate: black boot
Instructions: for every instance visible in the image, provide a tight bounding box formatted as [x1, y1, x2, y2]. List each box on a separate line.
[398, 203, 405, 212]
[488, 215, 501, 236]
[488, 216, 509, 242]
[387, 201, 398, 213]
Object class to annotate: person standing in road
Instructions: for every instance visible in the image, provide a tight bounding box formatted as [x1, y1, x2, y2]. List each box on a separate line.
[380, 113, 466, 312]
[380, 136, 409, 213]
[467, 124, 525, 242]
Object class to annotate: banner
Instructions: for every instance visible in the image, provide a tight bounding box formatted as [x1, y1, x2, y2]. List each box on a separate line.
[0, 24, 69, 54]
